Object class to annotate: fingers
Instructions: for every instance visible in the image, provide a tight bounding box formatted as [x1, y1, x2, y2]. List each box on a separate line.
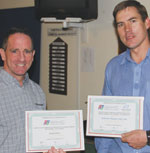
[59, 148, 66, 153]
[121, 131, 131, 138]
[47, 146, 66, 153]
[47, 146, 56, 153]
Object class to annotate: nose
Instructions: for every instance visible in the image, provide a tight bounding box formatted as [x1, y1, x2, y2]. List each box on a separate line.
[19, 51, 25, 61]
[124, 23, 131, 32]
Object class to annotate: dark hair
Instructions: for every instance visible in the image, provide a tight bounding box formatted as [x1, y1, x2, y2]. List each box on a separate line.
[113, 0, 148, 28]
[2, 27, 34, 51]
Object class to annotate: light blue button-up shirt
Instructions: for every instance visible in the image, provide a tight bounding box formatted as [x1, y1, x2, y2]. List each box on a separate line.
[0, 68, 46, 153]
[95, 48, 150, 153]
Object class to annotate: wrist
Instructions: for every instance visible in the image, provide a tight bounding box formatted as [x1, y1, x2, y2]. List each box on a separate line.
[146, 130, 150, 146]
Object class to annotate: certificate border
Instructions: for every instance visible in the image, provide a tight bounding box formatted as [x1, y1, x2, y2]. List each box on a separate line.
[86, 96, 144, 137]
[26, 110, 85, 152]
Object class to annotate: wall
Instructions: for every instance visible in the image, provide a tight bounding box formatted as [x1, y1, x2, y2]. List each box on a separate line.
[40, 23, 80, 110]
[39, 0, 121, 119]
[0, 0, 150, 119]
[0, 0, 34, 9]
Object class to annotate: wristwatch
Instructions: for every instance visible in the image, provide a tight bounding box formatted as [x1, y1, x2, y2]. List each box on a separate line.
[146, 131, 150, 146]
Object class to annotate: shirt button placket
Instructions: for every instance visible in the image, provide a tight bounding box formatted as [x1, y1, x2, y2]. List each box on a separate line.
[133, 64, 141, 96]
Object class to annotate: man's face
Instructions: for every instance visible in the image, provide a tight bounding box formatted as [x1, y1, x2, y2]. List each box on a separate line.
[116, 6, 150, 49]
[2, 33, 35, 80]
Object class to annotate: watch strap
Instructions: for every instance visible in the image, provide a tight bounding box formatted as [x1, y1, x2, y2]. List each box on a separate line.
[146, 130, 150, 146]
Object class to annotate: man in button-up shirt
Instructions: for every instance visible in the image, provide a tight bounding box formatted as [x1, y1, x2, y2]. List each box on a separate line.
[95, 1, 150, 153]
[0, 27, 65, 153]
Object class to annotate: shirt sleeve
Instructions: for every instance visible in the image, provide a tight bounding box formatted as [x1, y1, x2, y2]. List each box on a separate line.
[102, 64, 112, 96]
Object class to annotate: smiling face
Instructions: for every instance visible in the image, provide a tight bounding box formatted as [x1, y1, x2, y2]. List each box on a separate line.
[116, 6, 150, 50]
[0, 33, 35, 83]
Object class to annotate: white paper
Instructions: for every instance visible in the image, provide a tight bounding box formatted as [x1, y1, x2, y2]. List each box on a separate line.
[26, 110, 84, 152]
[86, 96, 144, 137]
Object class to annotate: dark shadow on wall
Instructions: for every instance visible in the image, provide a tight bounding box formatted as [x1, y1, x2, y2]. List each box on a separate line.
[0, 7, 41, 84]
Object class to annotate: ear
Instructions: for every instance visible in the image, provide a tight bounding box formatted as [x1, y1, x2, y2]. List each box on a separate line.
[145, 17, 150, 30]
[32, 50, 35, 60]
[0, 48, 6, 61]
[32, 50, 35, 57]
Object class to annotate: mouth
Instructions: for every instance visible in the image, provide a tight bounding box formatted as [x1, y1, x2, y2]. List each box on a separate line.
[16, 63, 25, 67]
[126, 33, 135, 41]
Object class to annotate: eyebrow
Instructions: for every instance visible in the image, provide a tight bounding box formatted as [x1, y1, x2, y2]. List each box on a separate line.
[9, 48, 33, 52]
[128, 17, 137, 21]
[116, 17, 137, 24]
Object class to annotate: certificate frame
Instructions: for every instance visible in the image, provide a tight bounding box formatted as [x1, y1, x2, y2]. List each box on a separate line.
[86, 96, 144, 138]
[26, 110, 84, 152]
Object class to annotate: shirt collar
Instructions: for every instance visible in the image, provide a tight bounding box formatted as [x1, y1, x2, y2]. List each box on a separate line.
[146, 48, 150, 58]
[121, 48, 150, 65]
[0, 67, 29, 86]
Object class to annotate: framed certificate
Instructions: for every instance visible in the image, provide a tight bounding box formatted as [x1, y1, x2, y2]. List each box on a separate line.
[86, 96, 144, 137]
[26, 110, 85, 152]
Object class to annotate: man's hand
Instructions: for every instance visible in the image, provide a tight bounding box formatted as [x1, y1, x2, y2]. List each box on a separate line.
[43, 146, 66, 153]
[121, 130, 147, 149]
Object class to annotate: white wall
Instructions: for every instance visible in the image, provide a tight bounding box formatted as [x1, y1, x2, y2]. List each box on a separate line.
[79, 0, 119, 118]
[40, 23, 80, 111]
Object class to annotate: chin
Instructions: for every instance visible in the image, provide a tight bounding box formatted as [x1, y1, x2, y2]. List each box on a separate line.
[15, 71, 26, 76]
